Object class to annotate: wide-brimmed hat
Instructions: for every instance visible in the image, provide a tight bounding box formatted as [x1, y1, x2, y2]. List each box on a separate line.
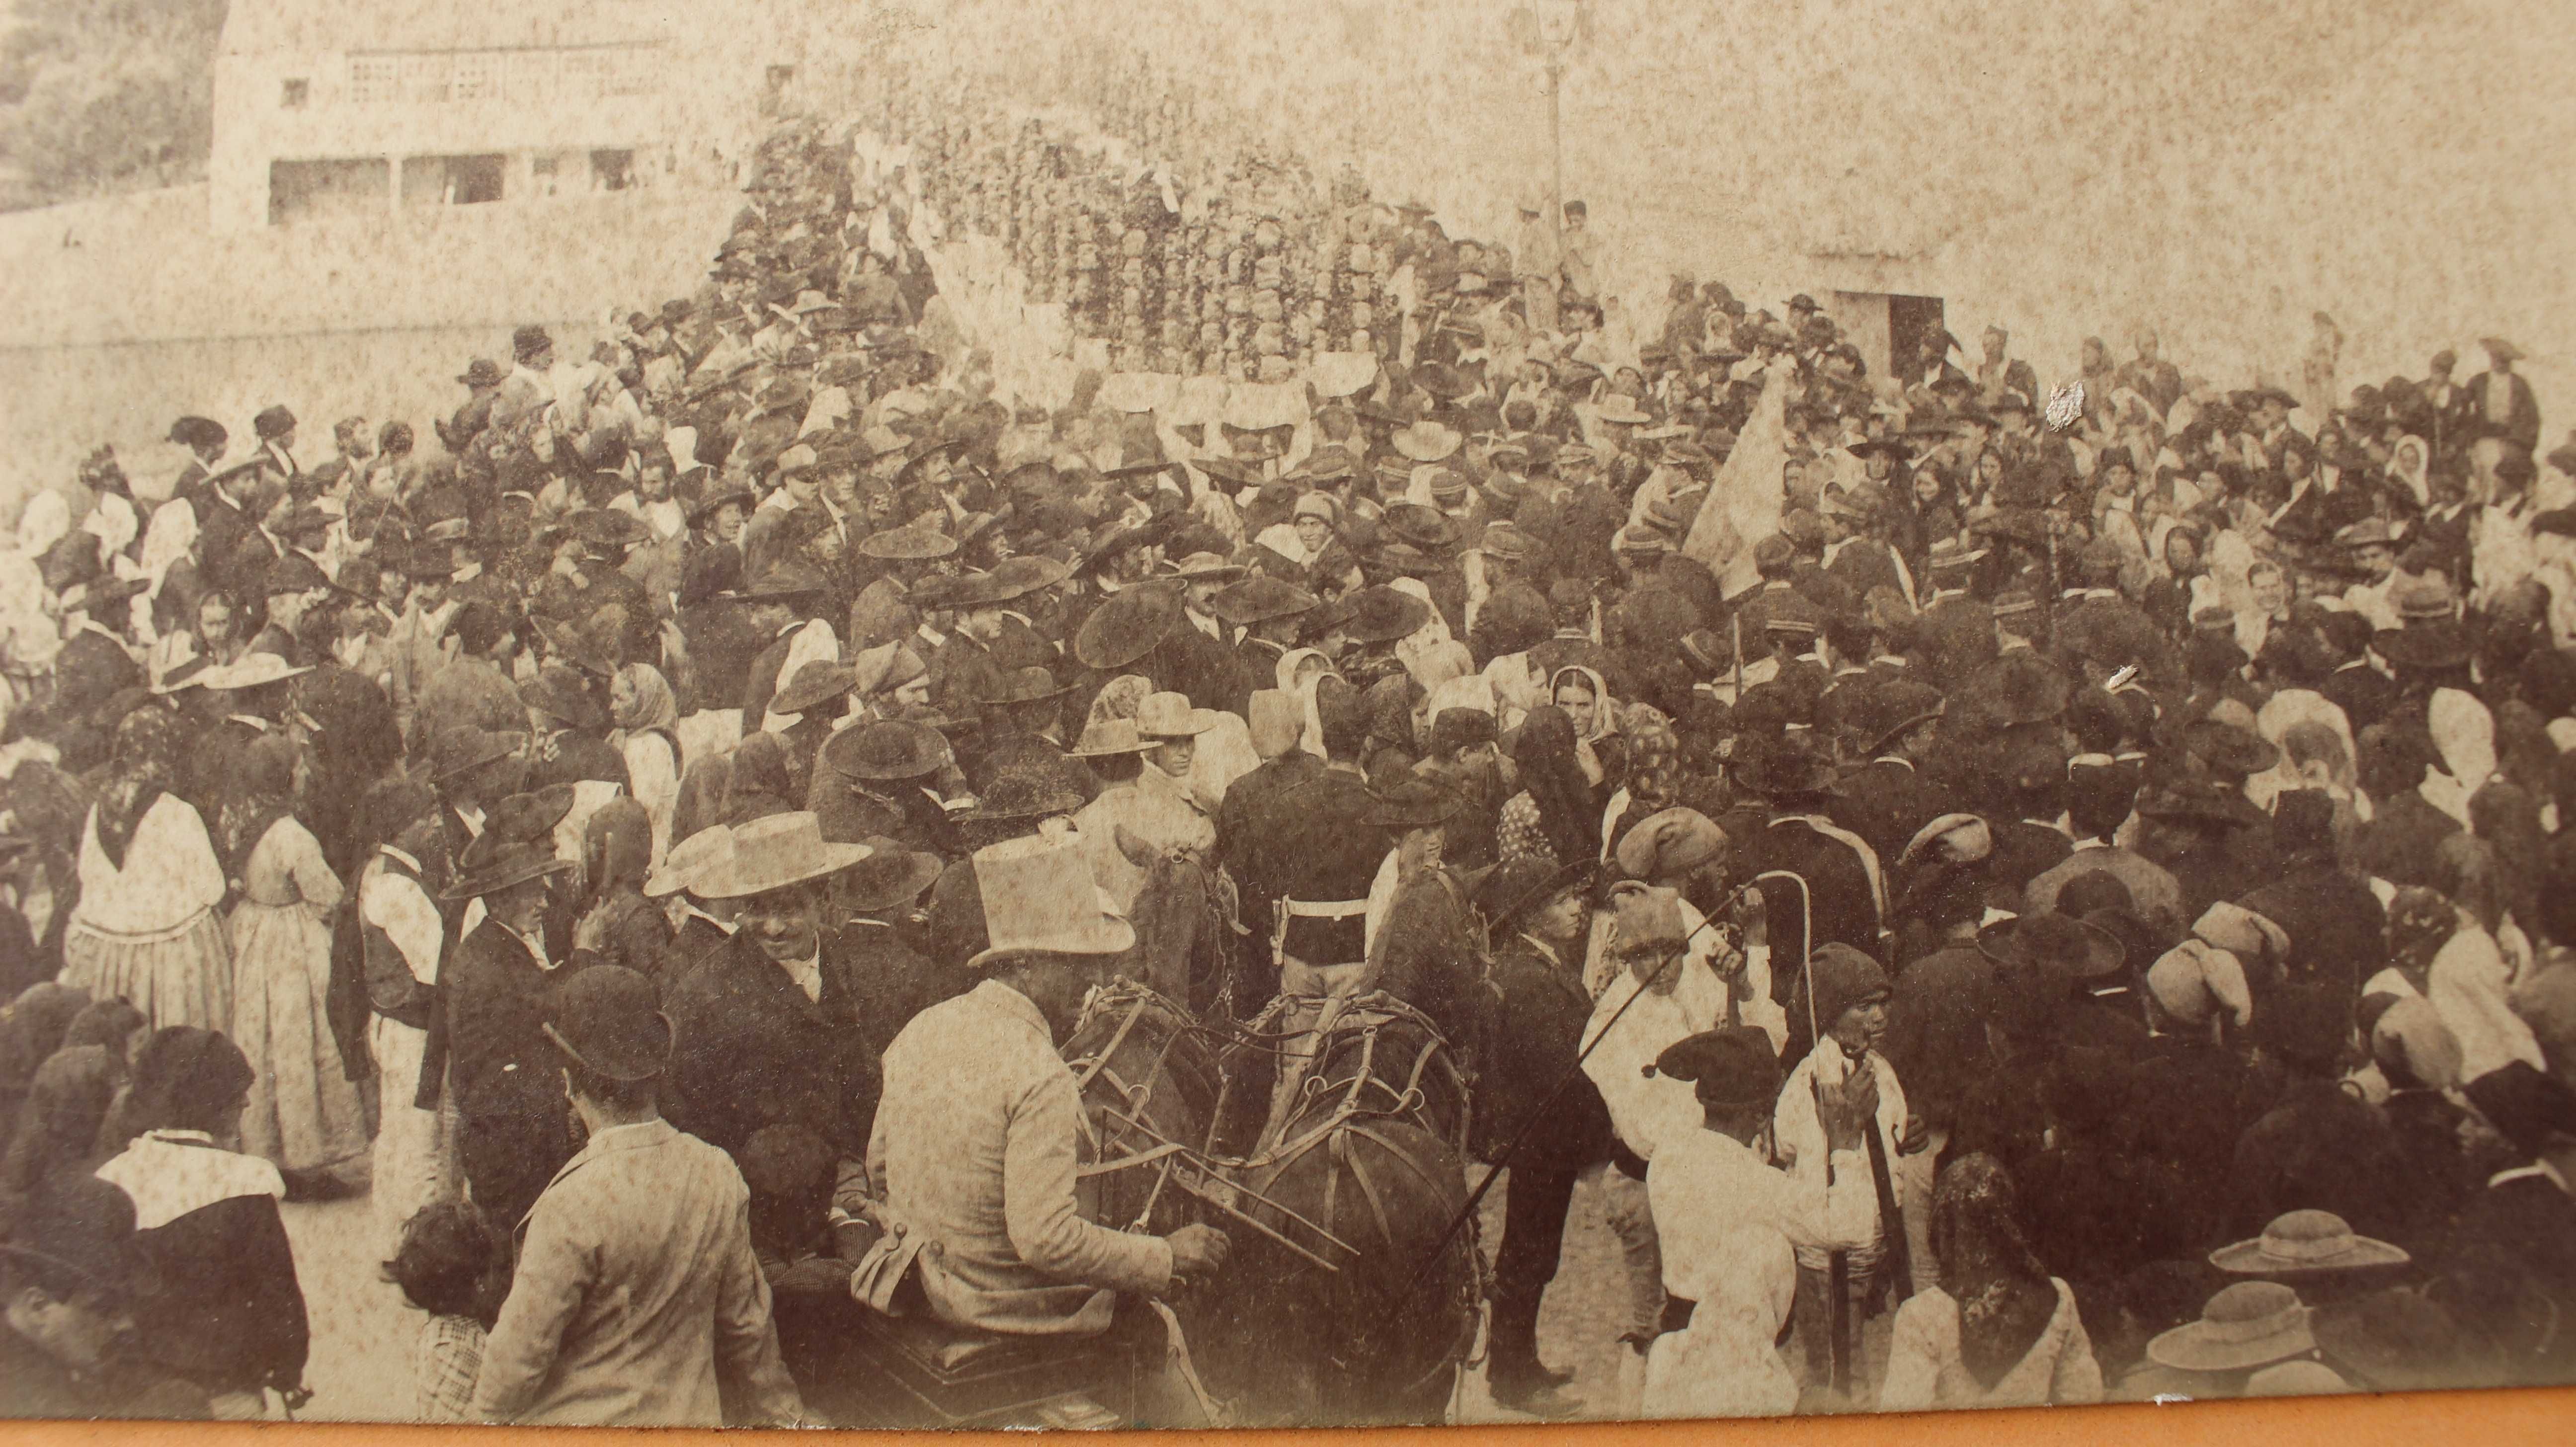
[1978, 911, 2126, 980]
[2212, 1210, 2411, 1278]
[1737, 735, 1835, 799]
[964, 767, 1089, 820]
[0, 1173, 160, 1303]
[2146, 1282, 2316, 1373]
[1980, 652, 2071, 725]
[2478, 336, 2523, 363]
[821, 720, 945, 781]
[688, 480, 756, 525]
[1380, 503, 1460, 552]
[1478, 856, 1593, 937]
[1392, 421, 1462, 463]
[772, 660, 860, 718]
[543, 966, 670, 1082]
[966, 835, 1133, 967]
[1593, 395, 1651, 425]
[2136, 784, 2248, 830]
[858, 525, 959, 561]
[644, 825, 733, 899]
[2181, 717, 2281, 778]
[693, 811, 873, 899]
[1068, 717, 1156, 757]
[198, 652, 311, 692]
[969, 554, 1076, 606]
[1134, 691, 1216, 737]
[441, 788, 575, 900]
[1074, 588, 1179, 670]
[429, 725, 526, 784]
[2312, 1286, 2505, 1391]
[521, 661, 608, 729]
[1165, 551, 1247, 583]
[1364, 777, 1463, 830]
[1853, 678, 1945, 757]
[1649, 1027, 1783, 1108]
[2373, 619, 2471, 671]
[567, 508, 648, 555]
[1337, 585, 1432, 643]
[732, 560, 831, 600]
[1480, 523, 1533, 563]
[840, 841, 946, 913]
[1208, 574, 1317, 627]
[978, 665, 1068, 709]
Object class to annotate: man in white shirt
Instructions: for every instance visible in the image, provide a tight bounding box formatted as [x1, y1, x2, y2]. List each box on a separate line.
[1578, 884, 1731, 1411]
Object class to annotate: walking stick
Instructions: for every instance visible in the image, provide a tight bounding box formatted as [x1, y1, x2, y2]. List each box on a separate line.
[1396, 868, 1812, 1305]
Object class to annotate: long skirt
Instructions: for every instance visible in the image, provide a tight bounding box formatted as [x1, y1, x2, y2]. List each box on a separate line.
[229, 901, 367, 1173]
[63, 908, 233, 1032]
[370, 1015, 459, 1252]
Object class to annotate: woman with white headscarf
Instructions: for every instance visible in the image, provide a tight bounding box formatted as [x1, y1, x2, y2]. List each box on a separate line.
[2422, 687, 2501, 829]
[1548, 663, 1624, 791]
[1276, 646, 1339, 759]
[1386, 575, 1472, 689]
[0, 494, 67, 724]
[609, 663, 683, 866]
[2367, 886, 2545, 1083]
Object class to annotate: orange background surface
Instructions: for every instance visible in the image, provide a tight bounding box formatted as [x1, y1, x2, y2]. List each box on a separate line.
[9, 1390, 2572, 1447]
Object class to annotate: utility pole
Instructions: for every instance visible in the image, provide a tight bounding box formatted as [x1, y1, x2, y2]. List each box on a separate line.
[1515, 1, 1587, 286]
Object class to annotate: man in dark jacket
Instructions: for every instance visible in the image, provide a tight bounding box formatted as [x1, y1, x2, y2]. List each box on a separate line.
[1825, 680, 1949, 871]
[1363, 780, 1494, 1067]
[1477, 858, 1610, 1416]
[440, 791, 582, 1232]
[1735, 735, 1884, 1062]
[662, 812, 881, 1188]
[2234, 790, 2385, 999]
[1264, 681, 1387, 998]
[1214, 690, 1326, 1009]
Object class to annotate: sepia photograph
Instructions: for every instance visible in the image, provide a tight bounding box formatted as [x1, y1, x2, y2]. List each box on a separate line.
[0, 0, 2572, 1432]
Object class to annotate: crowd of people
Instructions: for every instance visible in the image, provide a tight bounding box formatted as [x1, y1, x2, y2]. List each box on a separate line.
[1, 80, 2575, 1427]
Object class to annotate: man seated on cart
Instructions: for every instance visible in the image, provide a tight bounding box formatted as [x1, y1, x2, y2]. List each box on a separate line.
[865, 835, 1232, 1423]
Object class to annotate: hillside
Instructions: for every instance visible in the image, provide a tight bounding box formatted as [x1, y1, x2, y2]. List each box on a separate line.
[0, 0, 228, 210]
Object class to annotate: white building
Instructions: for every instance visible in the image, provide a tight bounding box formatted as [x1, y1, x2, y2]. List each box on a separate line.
[208, 0, 713, 231]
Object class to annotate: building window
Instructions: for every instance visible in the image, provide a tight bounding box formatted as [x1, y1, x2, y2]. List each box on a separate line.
[399, 52, 452, 102]
[347, 55, 399, 103]
[451, 51, 502, 100]
[592, 149, 634, 191]
[766, 65, 795, 89]
[280, 78, 308, 109]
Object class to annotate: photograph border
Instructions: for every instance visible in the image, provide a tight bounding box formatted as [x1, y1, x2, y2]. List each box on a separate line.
[6, 1386, 2572, 1445]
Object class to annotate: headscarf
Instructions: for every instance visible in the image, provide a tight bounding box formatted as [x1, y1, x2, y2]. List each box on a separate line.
[94, 707, 188, 869]
[2423, 687, 2498, 828]
[1930, 1153, 2059, 1389]
[0, 1044, 117, 1213]
[724, 732, 795, 825]
[2369, 997, 2464, 1092]
[1623, 708, 1681, 815]
[1386, 575, 1471, 688]
[2387, 435, 2430, 505]
[1511, 705, 1602, 865]
[0, 982, 90, 1113]
[1548, 663, 1619, 743]
[1362, 673, 1423, 754]
[217, 732, 299, 878]
[1085, 673, 1155, 730]
[608, 662, 678, 752]
[585, 795, 654, 898]
[1277, 646, 1339, 757]
[14, 492, 68, 561]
